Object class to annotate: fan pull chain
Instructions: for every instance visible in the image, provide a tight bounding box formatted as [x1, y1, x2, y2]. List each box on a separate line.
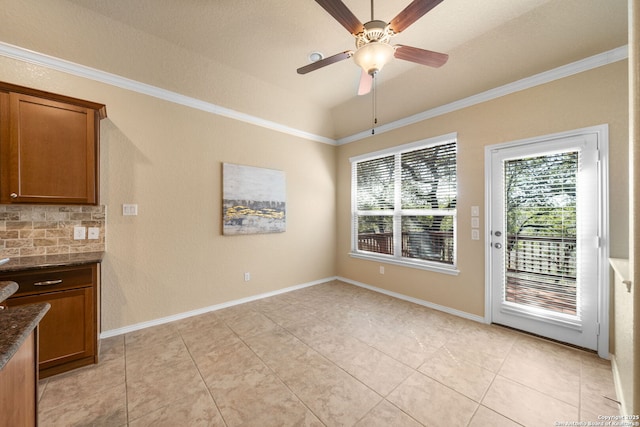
[371, 72, 377, 135]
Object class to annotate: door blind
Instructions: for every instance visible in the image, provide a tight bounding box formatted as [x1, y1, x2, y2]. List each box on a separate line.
[503, 150, 579, 316]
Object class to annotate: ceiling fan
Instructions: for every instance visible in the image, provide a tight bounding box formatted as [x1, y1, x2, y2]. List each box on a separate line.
[297, 0, 449, 95]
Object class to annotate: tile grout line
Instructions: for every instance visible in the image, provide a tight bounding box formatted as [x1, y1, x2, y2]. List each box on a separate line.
[258, 300, 436, 426]
[177, 328, 230, 427]
[467, 333, 524, 427]
[229, 315, 329, 426]
[241, 300, 422, 426]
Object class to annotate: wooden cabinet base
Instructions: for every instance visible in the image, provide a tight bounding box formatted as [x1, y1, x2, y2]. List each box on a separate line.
[40, 355, 97, 379]
[2, 263, 100, 378]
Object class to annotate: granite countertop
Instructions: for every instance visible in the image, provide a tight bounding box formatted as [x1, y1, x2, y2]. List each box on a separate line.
[0, 282, 50, 370]
[0, 281, 18, 303]
[0, 251, 104, 273]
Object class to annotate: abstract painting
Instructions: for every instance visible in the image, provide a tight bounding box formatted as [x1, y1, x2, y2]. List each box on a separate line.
[223, 163, 286, 235]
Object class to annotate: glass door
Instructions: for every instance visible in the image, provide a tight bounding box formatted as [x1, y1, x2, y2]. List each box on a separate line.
[489, 132, 601, 351]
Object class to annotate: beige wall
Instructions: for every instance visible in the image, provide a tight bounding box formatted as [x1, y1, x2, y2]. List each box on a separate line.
[0, 56, 337, 331]
[337, 61, 629, 318]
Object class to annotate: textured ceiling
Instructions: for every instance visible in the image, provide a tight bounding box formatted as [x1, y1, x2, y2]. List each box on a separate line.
[65, 0, 628, 138]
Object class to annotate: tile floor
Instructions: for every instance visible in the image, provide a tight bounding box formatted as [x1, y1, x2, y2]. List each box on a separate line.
[37, 280, 619, 426]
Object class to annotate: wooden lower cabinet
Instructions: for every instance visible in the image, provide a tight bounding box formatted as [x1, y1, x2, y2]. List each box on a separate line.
[9, 287, 94, 377]
[0, 329, 37, 427]
[2, 263, 99, 378]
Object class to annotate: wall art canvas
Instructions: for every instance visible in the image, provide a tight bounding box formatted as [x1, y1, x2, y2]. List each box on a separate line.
[223, 163, 286, 235]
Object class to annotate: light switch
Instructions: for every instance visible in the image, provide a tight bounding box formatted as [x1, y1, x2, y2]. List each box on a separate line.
[123, 204, 138, 216]
[471, 206, 480, 217]
[471, 217, 480, 228]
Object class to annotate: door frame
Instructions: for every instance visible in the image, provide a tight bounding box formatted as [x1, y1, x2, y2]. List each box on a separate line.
[484, 124, 610, 358]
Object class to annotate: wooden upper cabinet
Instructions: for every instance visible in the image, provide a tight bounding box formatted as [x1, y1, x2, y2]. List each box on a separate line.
[0, 82, 106, 205]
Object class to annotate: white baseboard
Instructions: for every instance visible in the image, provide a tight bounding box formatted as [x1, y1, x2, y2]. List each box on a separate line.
[336, 276, 487, 324]
[610, 354, 628, 415]
[100, 276, 336, 338]
[100, 275, 485, 339]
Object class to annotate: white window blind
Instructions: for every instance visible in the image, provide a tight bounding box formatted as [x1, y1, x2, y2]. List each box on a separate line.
[351, 137, 457, 271]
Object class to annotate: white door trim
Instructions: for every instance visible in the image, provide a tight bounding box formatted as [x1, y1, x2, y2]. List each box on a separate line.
[484, 124, 610, 358]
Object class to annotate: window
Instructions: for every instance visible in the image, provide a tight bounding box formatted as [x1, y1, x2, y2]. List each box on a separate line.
[350, 134, 458, 274]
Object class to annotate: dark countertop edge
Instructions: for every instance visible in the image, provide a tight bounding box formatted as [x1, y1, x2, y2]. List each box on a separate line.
[0, 302, 50, 371]
[0, 251, 104, 273]
[0, 281, 18, 304]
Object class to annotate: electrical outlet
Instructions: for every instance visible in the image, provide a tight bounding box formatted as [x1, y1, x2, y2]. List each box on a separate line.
[73, 226, 86, 240]
[244, 272, 251, 282]
[379, 266, 385, 274]
[88, 227, 100, 240]
[471, 229, 480, 240]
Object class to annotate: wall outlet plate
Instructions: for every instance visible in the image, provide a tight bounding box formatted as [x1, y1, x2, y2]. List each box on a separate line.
[73, 226, 86, 240]
[88, 227, 100, 240]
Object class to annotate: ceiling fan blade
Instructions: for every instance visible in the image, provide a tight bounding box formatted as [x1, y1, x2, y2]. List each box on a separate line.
[389, 0, 443, 33]
[357, 70, 373, 95]
[315, 0, 363, 35]
[297, 51, 353, 74]
[394, 45, 448, 67]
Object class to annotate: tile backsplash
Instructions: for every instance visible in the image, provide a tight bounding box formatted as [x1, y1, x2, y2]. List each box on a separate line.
[0, 205, 106, 258]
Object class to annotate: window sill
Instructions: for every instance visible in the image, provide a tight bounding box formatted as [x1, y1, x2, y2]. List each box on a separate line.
[349, 252, 460, 276]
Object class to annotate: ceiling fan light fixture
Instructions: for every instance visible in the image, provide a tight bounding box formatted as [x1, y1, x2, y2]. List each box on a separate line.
[353, 42, 395, 75]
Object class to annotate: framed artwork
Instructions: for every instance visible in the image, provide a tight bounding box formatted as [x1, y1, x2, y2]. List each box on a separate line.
[223, 163, 286, 235]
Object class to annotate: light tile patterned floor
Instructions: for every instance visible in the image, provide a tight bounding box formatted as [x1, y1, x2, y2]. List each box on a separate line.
[37, 280, 619, 426]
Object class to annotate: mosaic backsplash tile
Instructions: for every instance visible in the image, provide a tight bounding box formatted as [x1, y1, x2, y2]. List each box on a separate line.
[0, 205, 106, 258]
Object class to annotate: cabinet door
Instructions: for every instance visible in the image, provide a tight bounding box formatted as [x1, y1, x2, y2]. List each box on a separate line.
[2, 93, 97, 204]
[7, 287, 95, 373]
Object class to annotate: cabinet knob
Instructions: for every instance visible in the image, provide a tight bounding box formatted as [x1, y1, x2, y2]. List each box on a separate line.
[10, 192, 17, 199]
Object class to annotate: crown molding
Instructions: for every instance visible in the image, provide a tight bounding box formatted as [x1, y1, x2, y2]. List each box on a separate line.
[0, 42, 627, 147]
[337, 45, 629, 145]
[0, 41, 336, 145]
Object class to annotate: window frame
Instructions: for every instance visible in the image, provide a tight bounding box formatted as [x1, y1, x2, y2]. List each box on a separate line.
[349, 133, 459, 275]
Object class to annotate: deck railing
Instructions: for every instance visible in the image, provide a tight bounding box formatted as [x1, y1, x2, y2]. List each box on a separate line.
[505, 234, 577, 315]
[358, 232, 578, 315]
[357, 231, 454, 263]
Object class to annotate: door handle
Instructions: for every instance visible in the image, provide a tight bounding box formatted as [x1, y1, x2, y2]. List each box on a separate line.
[493, 243, 502, 249]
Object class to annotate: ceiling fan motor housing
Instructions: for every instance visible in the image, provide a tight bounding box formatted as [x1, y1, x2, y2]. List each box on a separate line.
[355, 20, 394, 48]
